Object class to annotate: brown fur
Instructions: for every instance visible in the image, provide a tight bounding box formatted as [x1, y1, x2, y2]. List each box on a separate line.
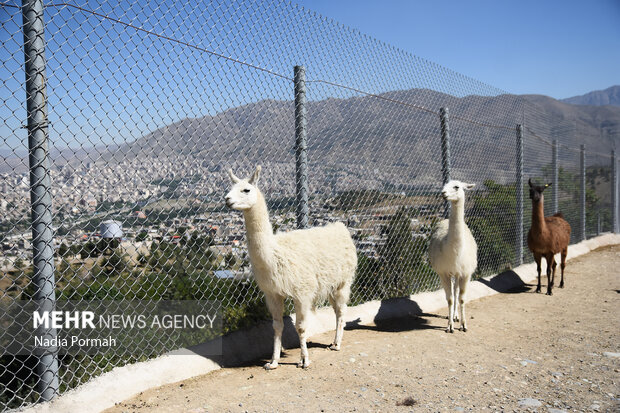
[527, 181, 571, 295]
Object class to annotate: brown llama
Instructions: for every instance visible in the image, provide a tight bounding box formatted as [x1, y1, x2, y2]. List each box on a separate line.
[527, 178, 571, 295]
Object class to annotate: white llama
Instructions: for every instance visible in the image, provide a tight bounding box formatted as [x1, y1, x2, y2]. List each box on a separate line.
[225, 166, 357, 369]
[428, 180, 478, 333]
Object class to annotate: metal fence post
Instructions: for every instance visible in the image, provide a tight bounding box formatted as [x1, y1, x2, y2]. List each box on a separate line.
[439, 107, 451, 218]
[552, 140, 558, 213]
[515, 125, 524, 265]
[580, 144, 586, 240]
[612, 150, 618, 233]
[294, 65, 308, 229]
[22, 0, 59, 402]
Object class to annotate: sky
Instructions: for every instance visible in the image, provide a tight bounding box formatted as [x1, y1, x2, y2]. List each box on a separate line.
[1, 0, 619, 153]
[293, 0, 620, 100]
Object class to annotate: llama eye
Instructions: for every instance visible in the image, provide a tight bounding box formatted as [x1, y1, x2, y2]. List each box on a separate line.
[453, 186, 459, 190]
[242, 189, 250, 193]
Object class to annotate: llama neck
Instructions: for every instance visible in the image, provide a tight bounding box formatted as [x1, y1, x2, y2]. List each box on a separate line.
[447, 199, 466, 243]
[531, 199, 547, 233]
[242, 190, 275, 261]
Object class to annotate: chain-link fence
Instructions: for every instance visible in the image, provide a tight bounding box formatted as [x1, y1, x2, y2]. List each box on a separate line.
[1, 0, 618, 410]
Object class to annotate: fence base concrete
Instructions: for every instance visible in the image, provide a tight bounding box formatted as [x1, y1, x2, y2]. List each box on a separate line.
[22, 233, 620, 413]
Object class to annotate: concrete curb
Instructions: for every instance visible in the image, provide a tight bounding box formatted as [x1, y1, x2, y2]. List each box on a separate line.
[21, 233, 620, 413]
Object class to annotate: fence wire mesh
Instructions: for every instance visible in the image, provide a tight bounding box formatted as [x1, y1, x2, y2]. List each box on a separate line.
[1, 0, 618, 410]
[586, 152, 615, 236]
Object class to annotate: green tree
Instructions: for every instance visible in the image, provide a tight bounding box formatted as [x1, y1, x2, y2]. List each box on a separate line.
[585, 165, 611, 234]
[56, 258, 70, 276]
[224, 252, 238, 269]
[187, 232, 214, 253]
[99, 250, 127, 278]
[376, 207, 432, 297]
[350, 253, 381, 303]
[137, 252, 148, 266]
[468, 180, 517, 275]
[57, 243, 69, 257]
[80, 240, 112, 259]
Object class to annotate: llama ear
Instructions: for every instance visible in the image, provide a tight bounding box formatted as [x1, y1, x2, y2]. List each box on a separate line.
[528, 178, 533, 187]
[249, 165, 261, 185]
[228, 169, 240, 183]
[545, 182, 552, 188]
[464, 183, 476, 190]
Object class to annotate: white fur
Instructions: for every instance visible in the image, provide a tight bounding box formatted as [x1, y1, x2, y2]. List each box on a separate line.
[428, 180, 478, 333]
[225, 166, 357, 369]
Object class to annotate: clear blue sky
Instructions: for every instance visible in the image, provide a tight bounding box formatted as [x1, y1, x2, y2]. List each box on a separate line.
[2, 0, 619, 153]
[294, 0, 620, 99]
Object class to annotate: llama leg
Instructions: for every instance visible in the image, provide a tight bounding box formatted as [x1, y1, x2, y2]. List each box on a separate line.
[545, 254, 554, 295]
[294, 299, 312, 368]
[264, 294, 284, 370]
[550, 256, 557, 294]
[559, 248, 567, 288]
[533, 253, 542, 293]
[458, 275, 469, 332]
[452, 278, 459, 322]
[441, 275, 454, 333]
[328, 284, 350, 351]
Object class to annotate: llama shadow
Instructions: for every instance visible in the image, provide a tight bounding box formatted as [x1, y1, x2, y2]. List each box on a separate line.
[507, 283, 536, 293]
[345, 297, 444, 333]
[205, 316, 341, 368]
[477, 269, 531, 294]
[187, 315, 300, 368]
[187, 297, 445, 368]
[306, 341, 331, 349]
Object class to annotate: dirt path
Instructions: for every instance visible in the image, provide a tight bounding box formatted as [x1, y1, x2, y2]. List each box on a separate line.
[105, 245, 620, 413]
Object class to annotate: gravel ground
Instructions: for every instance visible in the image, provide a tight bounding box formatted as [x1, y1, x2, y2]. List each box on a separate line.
[104, 245, 619, 413]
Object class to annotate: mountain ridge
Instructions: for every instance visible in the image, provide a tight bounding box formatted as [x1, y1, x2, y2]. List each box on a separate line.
[561, 85, 620, 107]
[1, 88, 618, 177]
[117, 88, 619, 163]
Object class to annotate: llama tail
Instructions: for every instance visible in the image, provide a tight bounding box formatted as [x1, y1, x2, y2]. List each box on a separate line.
[553, 212, 564, 218]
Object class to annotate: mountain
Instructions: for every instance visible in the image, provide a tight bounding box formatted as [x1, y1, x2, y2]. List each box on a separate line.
[110, 90, 527, 183]
[561, 86, 620, 107]
[114, 89, 619, 177]
[3, 89, 619, 182]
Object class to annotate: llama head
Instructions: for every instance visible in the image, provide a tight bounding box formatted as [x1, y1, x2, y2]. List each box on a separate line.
[528, 178, 551, 203]
[225, 166, 261, 210]
[441, 180, 475, 202]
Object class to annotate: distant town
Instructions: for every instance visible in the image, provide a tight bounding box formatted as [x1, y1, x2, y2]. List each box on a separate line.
[0, 155, 441, 288]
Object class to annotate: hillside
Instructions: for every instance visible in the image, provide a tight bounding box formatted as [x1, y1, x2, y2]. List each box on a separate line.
[561, 85, 620, 107]
[111, 89, 619, 180]
[2, 88, 619, 178]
